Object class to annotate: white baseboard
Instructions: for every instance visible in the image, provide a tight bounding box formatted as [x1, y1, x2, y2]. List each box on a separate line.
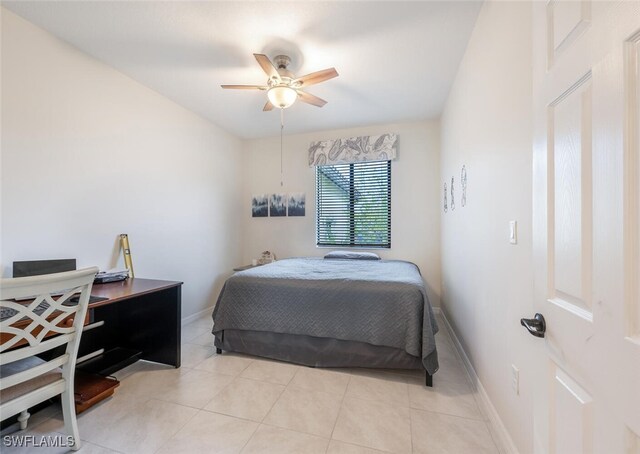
[181, 305, 214, 326]
[438, 309, 519, 454]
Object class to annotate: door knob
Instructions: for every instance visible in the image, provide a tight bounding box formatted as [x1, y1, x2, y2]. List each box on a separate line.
[520, 313, 546, 338]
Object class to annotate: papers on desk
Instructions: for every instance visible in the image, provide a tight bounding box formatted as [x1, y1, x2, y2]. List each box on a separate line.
[94, 268, 129, 284]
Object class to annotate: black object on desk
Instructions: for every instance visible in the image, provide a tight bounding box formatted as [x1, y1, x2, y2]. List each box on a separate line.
[69, 295, 110, 305]
[13, 259, 76, 277]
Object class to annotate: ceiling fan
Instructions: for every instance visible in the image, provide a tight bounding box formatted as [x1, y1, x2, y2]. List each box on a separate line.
[221, 54, 338, 111]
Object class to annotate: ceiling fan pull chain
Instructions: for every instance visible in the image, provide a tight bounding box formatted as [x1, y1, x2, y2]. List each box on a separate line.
[280, 108, 284, 187]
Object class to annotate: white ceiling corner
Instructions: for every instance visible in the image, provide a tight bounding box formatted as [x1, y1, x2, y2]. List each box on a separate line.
[3, 1, 482, 139]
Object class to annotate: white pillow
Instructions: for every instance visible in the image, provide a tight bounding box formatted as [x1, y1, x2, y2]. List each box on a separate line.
[324, 251, 381, 260]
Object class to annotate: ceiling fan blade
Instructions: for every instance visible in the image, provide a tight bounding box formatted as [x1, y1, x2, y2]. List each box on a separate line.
[294, 68, 338, 87]
[221, 84, 267, 90]
[254, 54, 281, 81]
[297, 91, 327, 108]
[263, 100, 275, 111]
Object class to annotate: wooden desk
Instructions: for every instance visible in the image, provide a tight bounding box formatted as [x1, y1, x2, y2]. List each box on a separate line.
[1, 278, 182, 422]
[76, 278, 183, 375]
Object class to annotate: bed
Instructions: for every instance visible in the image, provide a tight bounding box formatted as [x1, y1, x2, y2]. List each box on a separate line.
[211, 257, 439, 385]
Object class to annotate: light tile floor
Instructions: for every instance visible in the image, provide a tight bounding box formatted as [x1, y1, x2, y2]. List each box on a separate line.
[1, 314, 500, 454]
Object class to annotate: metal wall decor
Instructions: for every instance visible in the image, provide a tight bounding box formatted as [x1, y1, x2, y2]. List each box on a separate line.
[443, 182, 448, 213]
[461, 165, 467, 207]
[450, 176, 455, 211]
[444, 167, 467, 213]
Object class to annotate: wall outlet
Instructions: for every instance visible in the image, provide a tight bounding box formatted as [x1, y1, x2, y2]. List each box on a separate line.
[509, 220, 518, 244]
[511, 364, 520, 395]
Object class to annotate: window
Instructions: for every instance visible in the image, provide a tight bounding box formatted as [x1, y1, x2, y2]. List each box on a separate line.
[316, 160, 391, 248]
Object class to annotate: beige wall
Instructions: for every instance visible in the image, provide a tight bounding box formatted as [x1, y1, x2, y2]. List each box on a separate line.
[440, 1, 535, 452]
[242, 121, 442, 306]
[1, 9, 244, 319]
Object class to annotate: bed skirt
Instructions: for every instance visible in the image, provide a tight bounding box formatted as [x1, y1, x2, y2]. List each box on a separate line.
[214, 329, 424, 370]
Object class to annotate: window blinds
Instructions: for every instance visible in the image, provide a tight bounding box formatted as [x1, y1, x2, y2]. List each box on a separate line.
[316, 160, 391, 248]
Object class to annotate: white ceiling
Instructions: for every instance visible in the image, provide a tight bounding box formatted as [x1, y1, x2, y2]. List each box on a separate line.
[4, 1, 482, 139]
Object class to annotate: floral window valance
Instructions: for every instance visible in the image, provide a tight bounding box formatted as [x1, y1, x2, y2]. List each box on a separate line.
[308, 133, 398, 167]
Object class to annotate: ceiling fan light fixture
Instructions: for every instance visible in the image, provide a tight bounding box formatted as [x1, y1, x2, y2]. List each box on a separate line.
[267, 86, 298, 109]
[222, 54, 337, 110]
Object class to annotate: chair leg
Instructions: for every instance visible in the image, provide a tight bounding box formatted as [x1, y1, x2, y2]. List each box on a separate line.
[17, 410, 30, 430]
[61, 390, 81, 451]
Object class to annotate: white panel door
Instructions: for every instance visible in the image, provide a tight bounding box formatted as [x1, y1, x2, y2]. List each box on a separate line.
[531, 1, 640, 453]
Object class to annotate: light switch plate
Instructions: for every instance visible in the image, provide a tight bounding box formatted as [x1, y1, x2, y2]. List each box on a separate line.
[509, 221, 517, 244]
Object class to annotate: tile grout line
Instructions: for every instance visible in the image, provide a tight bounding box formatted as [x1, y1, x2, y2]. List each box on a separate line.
[260, 376, 288, 424]
[199, 402, 275, 425]
[144, 398, 200, 454]
[237, 365, 299, 386]
[180, 343, 217, 369]
[341, 375, 413, 411]
[245, 367, 349, 449]
[409, 406, 414, 454]
[409, 405, 489, 423]
[191, 352, 255, 376]
[161, 372, 237, 412]
[237, 417, 261, 454]
[248, 366, 293, 441]
[325, 398, 399, 454]
[326, 372, 351, 452]
[258, 419, 333, 446]
[407, 373, 414, 454]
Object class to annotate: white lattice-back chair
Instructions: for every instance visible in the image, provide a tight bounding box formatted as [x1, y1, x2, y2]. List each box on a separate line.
[0, 267, 98, 450]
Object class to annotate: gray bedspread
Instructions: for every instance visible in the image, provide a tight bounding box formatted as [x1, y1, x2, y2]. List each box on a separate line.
[212, 257, 439, 374]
